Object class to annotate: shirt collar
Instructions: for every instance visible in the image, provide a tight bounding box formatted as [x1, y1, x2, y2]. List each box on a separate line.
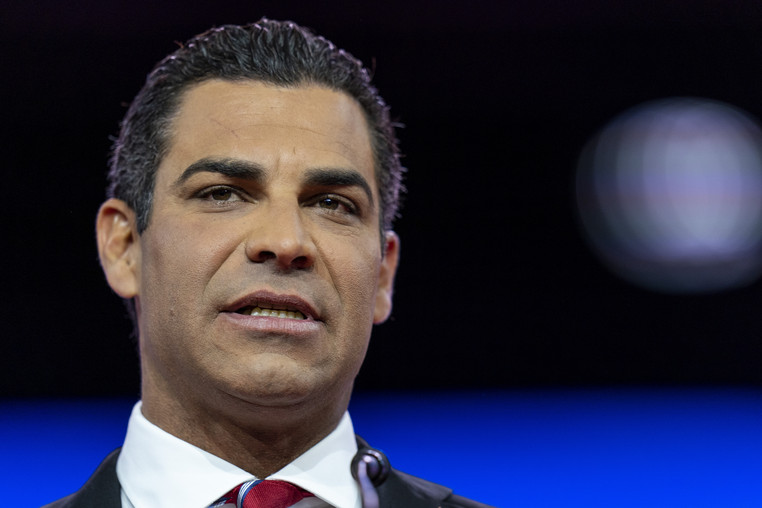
[116, 401, 361, 508]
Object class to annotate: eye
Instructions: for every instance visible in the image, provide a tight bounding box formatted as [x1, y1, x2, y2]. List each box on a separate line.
[211, 188, 233, 200]
[318, 197, 341, 210]
[197, 186, 244, 202]
[314, 195, 357, 215]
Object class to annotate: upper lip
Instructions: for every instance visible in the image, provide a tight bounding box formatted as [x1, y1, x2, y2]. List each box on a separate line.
[223, 290, 321, 320]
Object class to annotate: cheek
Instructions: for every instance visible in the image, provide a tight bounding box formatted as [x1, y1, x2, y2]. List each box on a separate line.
[325, 242, 381, 318]
[141, 217, 240, 317]
[342, 265, 378, 311]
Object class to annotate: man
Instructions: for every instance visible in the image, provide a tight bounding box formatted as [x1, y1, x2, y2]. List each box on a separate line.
[45, 19, 491, 508]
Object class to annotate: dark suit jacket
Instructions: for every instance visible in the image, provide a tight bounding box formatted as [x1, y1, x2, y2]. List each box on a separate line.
[43, 444, 493, 508]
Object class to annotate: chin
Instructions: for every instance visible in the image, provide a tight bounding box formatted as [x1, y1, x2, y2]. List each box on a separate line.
[225, 366, 324, 408]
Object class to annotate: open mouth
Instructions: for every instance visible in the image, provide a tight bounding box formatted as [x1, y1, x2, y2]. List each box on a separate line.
[235, 305, 307, 320]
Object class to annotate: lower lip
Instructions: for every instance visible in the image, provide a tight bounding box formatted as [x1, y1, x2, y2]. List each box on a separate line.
[220, 312, 323, 336]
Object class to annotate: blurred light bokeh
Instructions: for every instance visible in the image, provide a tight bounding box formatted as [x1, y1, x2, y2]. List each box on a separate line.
[576, 97, 762, 293]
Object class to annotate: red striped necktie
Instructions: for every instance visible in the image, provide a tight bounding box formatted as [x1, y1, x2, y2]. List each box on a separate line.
[211, 479, 315, 508]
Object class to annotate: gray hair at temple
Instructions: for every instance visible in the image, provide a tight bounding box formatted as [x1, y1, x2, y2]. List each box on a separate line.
[108, 18, 405, 236]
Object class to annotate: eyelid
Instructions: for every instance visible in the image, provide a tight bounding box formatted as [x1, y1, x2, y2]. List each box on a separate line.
[194, 184, 249, 201]
[311, 193, 360, 215]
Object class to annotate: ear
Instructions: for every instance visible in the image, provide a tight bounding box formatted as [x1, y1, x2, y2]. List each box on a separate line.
[96, 198, 141, 298]
[373, 231, 400, 324]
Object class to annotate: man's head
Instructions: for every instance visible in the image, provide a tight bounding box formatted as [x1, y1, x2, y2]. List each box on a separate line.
[109, 19, 404, 235]
[95, 20, 402, 445]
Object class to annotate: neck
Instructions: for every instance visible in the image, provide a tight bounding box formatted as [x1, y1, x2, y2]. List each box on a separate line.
[140, 383, 351, 478]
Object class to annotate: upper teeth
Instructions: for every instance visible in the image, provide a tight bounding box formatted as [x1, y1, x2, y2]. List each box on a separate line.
[243, 306, 306, 320]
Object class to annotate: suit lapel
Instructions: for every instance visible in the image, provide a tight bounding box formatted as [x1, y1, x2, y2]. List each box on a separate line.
[356, 436, 452, 508]
[377, 468, 452, 508]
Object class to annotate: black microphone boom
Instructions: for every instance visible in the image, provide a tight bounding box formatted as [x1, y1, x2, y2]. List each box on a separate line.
[351, 447, 391, 508]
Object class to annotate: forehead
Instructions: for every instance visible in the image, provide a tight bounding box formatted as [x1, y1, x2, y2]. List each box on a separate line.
[157, 79, 376, 191]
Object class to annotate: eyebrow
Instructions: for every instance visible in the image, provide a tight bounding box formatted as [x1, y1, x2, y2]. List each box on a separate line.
[303, 167, 375, 207]
[173, 157, 266, 187]
[173, 157, 375, 207]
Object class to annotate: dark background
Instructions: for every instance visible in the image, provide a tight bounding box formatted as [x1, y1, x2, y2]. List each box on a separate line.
[3, 0, 762, 397]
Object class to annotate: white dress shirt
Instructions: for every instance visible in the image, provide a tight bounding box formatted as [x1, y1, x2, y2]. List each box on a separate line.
[116, 402, 362, 508]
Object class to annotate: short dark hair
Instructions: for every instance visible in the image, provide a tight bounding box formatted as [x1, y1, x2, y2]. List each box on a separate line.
[108, 18, 405, 234]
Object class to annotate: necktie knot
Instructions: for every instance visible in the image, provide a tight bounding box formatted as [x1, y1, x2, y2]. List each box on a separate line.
[212, 480, 314, 508]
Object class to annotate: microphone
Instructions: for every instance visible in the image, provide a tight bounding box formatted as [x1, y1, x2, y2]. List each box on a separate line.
[351, 446, 390, 508]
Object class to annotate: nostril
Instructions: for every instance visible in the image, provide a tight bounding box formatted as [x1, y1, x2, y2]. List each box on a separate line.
[249, 249, 313, 270]
[252, 250, 277, 263]
[291, 255, 312, 270]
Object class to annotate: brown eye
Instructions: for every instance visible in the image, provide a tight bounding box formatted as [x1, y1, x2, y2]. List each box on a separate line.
[196, 185, 247, 205]
[210, 188, 233, 201]
[319, 197, 340, 210]
[313, 195, 358, 216]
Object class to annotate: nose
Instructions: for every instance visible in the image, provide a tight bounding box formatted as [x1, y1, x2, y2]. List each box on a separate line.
[244, 201, 316, 270]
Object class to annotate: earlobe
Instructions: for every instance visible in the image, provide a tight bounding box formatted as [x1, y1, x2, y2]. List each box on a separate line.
[373, 231, 400, 324]
[96, 198, 141, 299]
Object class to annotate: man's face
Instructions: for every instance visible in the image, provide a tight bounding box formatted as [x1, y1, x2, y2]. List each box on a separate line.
[102, 80, 398, 425]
